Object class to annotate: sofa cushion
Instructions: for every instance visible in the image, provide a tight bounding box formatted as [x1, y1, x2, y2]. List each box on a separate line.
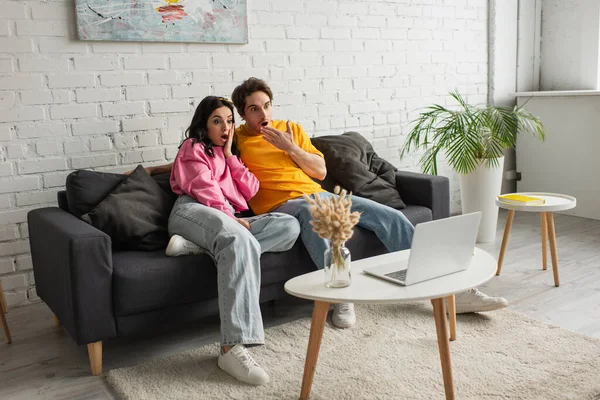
[112, 250, 219, 316]
[80, 165, 174, 250]
[311, 132, 406, 210]
[112, 226, 388, 316]
[66, 169, 175, 218]
[112, 242, 310, 316]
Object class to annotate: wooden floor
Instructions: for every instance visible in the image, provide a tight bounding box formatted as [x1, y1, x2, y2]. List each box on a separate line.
[1, 210, 599, 399]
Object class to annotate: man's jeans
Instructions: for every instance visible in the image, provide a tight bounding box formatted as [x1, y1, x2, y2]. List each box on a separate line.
[274, 192, 414, 270]
[168, 195, 301, 347]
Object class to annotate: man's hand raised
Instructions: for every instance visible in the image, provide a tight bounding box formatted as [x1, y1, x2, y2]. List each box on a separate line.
[260, 120, 296, 153]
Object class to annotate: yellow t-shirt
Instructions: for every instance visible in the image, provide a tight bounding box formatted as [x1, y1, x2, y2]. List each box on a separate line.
[235, 120, 326, 214]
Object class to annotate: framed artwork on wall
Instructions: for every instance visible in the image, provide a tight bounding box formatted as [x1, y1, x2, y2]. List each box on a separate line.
[75, 0, 248, 44]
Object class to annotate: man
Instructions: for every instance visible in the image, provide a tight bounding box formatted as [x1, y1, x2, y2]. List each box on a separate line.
[229, 77, 508, 327]
[146, 78, 508, 328]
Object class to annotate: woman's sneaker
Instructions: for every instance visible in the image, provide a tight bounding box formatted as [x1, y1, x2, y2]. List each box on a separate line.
[217, 344, 269, 386]
[165, 235, 203, 257]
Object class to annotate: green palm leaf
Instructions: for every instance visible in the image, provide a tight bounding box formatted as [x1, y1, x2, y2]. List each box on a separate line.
[401, 91, 546, 175]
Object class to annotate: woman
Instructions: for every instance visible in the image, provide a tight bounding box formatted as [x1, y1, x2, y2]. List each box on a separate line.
[168, 96, 300, 386]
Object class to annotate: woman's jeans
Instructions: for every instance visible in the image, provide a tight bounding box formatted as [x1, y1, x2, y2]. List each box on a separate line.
[274, 192, 415, 270]
[168, 195, 301, 347]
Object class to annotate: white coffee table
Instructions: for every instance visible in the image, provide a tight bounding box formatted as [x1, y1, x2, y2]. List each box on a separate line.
[495, 192, 577, 286]
[285, 248, 497, 400]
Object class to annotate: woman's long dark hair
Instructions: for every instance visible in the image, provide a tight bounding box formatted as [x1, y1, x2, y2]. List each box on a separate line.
[184, 96, 239, 157]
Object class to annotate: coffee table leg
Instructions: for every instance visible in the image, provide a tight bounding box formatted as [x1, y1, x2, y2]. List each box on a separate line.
[447, 295, 456, 341]
[497, 210, 515, 276]
[545, 212, 560, 287]
[300, 300, 330, 400]
[432, 298, 454, 400]
[541, 212, 548, 270]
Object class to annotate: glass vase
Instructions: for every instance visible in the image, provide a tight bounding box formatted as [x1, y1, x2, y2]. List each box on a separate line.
[324, 242, 351, 288]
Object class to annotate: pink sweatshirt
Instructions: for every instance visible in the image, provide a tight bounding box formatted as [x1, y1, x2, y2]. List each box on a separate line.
[170, 139, 259, 219]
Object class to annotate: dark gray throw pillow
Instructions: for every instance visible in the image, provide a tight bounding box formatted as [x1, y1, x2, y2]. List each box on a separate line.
[311, 131, 406, 210]
[80, 165, 174, 251]
[66, 169, 124, 218]
[66, 169, 175, 218]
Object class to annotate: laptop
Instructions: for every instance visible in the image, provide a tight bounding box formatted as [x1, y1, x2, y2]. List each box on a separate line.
[363, 212, 482, 286]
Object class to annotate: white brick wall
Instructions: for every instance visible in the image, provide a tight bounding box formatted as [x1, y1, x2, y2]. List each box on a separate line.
[0, 0, 488, 308]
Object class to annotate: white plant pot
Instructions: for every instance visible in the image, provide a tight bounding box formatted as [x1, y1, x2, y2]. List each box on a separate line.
[459, 156, 505, 243]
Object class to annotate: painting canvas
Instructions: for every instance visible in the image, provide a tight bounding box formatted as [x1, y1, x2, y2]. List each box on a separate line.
[75, 0, 248, 43]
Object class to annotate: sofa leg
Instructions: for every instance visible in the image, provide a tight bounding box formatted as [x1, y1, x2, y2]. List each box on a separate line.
[87, 341, 102, 376]
[52, 314, 60, 327]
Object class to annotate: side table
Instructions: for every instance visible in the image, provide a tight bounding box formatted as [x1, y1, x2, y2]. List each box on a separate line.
[495, 192, 577, 287]
[0, 280, 12, 344]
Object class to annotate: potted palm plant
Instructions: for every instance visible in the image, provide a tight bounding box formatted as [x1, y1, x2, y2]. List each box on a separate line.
[400, 91, 546, 242]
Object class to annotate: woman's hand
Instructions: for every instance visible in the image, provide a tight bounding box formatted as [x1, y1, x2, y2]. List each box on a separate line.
[224, 125, 235, 158]
[235, 217, 251, 230]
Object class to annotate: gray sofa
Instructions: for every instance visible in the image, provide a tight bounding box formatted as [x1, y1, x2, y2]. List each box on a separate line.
[27, 139, 449, 376]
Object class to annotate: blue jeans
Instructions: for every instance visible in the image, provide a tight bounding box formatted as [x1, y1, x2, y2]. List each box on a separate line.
[274, 193, 414, 270]
[168, 195, 301, 347]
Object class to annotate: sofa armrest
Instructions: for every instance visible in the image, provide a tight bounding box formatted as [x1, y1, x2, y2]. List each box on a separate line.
[28, 207, 116, 345]
[395, 171, 450, 220]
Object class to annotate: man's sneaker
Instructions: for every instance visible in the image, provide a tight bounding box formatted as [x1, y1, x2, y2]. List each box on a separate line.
[454, 288, 508, 314]
[217, 344, 269, 386]
[165, 235, 203, 257]
[332, 303, 356, 328]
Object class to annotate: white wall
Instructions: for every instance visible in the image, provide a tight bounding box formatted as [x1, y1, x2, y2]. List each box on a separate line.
[516, 0, 542, 92]
[0, 0, 489, 307]
[488, 0, 518, 108]
[516, 92, 600, 220]
[488, 0, 518, 194]
[540, 0, 600, 90]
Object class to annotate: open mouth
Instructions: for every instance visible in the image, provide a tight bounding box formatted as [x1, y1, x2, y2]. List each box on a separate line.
[260, 121, 269, 127]
[220, 134, 228, 141]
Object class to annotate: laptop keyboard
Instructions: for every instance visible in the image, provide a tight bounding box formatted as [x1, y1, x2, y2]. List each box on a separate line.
[385, 269, 407, 282]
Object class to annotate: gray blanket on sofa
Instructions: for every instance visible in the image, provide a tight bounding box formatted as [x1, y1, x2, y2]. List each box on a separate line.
[311, 131, 406, 210]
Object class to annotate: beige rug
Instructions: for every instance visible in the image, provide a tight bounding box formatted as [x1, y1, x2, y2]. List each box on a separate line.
[107, 303, 600, 400]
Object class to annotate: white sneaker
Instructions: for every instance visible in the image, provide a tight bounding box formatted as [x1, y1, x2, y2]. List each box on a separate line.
[332, 303, 356, 328]
[165, 235, 203, 257]
[454, 288, 508, 314]
[217, 344, 269, 386]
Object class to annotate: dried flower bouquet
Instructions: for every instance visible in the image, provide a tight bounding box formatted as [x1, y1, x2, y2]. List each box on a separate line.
[303, 186, 361, 271]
